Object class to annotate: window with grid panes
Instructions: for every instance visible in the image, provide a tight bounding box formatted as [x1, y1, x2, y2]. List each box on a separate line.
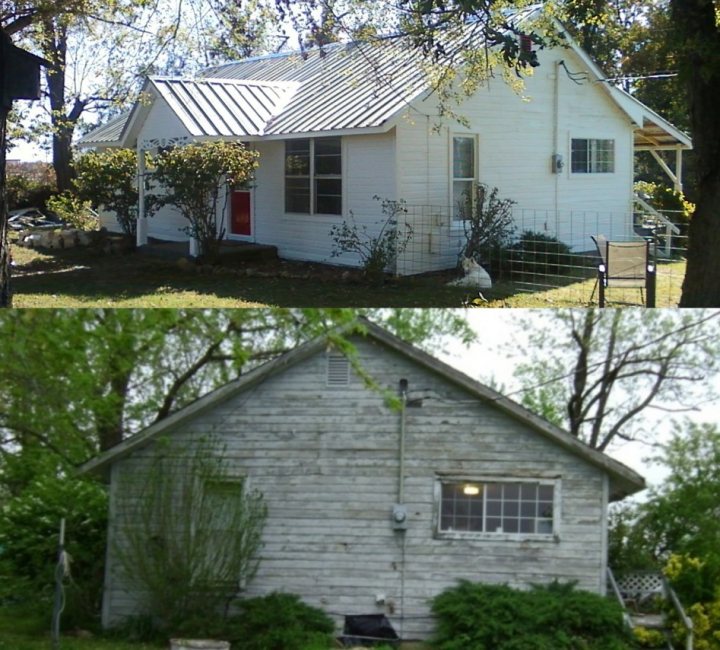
[439, 480, 555, 535]
[285, 137, 342, 214]
[453, 135, 476, 219]
[571, 139, 614, 173]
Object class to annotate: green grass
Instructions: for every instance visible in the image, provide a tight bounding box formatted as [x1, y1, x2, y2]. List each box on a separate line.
[9, 240, 685, 307]
[0, 605, 430, 650]
[0, 605, 160, 650]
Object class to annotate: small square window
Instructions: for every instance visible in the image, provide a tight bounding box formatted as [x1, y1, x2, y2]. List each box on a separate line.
[571, 139, 614, 173]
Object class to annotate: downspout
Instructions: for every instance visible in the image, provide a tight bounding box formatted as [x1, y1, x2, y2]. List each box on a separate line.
[398, 378, 408, 503]
[395, 378, 409, 640]
[553, 60, 561, 228]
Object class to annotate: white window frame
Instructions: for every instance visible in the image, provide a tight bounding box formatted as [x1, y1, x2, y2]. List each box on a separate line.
[285, 137, 342, 215]
[450, 133, 479, 223]
[570, 138, 615, 174]
[434, 476, 560, 541]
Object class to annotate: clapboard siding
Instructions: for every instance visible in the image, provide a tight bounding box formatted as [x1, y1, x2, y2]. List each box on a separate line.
[395, 44, 635, 263]
[251, 132, 396, 266]
[103, 337, 610, 639]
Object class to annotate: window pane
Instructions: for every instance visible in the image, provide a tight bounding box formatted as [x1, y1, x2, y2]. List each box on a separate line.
[315, 137, 342, 175]
[286, 139, 310, 175]
[286, 177, 310, 213]
[520, 518, 535, 534]
[504, 518, 519, 533]
[504, 483, 520, 500]
[486, 484, 502, 499]
[453, 136, 474, 178]
[539, 485, 554, 501]
[504, 501, 519, 517]
[315, 178, 342, 215]
[521, 483, 538, 500]
[521, 501, 536, 517]
[571, 139, 589, 173]
[486, 516, 502, 532]
[453, 181, 473, 218]
[538, 519, 553, 534]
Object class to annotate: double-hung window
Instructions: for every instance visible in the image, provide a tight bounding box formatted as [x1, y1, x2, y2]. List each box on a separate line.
[571, 138, 615, 173]
[285, 137, 342, 215]
[452, 135, 477, 220]
[438, 479, 555, 536]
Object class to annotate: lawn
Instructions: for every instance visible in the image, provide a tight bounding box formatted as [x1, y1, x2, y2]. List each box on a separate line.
[8, 240, 685, 308]
[0, 605, 430, 650]
[0, 606, 160, 650]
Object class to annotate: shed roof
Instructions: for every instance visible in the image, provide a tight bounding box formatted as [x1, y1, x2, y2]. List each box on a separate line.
[78, 319, 645, 501]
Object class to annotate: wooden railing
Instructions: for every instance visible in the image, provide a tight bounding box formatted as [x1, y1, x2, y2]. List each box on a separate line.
[633, 194, 680, 257]
[663, 576, 694, 650]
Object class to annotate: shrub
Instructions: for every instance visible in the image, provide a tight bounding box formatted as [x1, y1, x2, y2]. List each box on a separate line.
[458, 184, 516, 266]
[506, 231, 575, 277]
[46, 191, 100, 231]
[0, 475, 108, 629]
[222, 592, 335, 650]
[431, 580, 630, 650]
[148, 142, 259, 262]
[329, 196, 413, 285]
[6, 173, 56, 210]
[74, 148, 140, 238]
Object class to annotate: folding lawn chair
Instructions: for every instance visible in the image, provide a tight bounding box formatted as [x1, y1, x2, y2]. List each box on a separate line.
[591, 235, 656, 307]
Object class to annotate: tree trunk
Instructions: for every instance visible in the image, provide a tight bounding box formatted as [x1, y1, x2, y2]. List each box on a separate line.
[675, 0, 720, 306]
[0, 107, 11, 307]
[43, 19, 77, 193]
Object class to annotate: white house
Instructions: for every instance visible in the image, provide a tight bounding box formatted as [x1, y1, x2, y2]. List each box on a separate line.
[79, 11, 691, 274]
[79, 320, 645, 640]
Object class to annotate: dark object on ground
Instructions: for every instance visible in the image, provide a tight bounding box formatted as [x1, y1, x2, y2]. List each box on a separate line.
[341, 614, 400, 646]
[8, 207, 66, 230]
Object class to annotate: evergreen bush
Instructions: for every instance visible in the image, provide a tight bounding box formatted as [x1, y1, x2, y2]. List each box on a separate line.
[222, 592, 335, 650]
[506, 231, 575, 277]
[431, 580, 630, 650]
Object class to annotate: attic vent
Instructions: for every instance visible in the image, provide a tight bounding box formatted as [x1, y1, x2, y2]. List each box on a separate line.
[327, 352, 350, 386]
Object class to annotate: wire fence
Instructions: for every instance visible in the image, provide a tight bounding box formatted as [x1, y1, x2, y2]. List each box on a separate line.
[394, 205, 688, 307]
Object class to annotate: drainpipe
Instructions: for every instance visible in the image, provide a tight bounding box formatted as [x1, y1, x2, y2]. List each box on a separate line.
[398, 378, 408, 504]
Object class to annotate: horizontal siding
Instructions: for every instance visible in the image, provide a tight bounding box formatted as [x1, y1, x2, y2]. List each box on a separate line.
[395, 44, 635, 260]
[252, 132, 396, 266]
[104, 338, 608, 639]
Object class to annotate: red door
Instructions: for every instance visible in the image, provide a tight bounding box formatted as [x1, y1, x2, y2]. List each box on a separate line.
[230, 190, 251, 236]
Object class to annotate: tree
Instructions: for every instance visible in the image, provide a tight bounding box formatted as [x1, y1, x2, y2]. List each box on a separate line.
[148, 141, 259, 261]
[0, 309, 475, 492]
[512, 309, 720, 450]
[74, 148, 139, 239]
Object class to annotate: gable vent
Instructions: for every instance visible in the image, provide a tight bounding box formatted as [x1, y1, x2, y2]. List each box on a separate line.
[327, 352, 350, 386]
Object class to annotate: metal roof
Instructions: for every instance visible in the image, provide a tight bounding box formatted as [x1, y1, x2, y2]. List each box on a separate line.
[147, 77, 298, 137]
[78, 111, 131, 146]
[78, 10, 690, 150]
[201, 39, 428, 135]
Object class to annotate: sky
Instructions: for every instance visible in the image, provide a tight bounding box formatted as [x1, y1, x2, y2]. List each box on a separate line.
[434, 309, 720, 497]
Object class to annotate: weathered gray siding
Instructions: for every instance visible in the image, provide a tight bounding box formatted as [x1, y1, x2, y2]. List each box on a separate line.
[103, 337, 608, 639]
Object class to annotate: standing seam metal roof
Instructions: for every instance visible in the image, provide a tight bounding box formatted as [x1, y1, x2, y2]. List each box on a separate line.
[148, 78, 298, 137]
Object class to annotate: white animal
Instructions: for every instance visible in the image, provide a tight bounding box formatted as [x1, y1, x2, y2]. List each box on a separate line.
[448, 256, 492, 289]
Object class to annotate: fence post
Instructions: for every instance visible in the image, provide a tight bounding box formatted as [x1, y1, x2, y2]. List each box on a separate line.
[646, 264, 657, 308]
[598, 265, 606, 308]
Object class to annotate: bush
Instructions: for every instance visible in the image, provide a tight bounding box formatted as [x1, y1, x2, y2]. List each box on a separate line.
[0, 475, 107, 629]
[431, 580, 630, 650]
[46, 191, 100, 231]
[6, 173, 56, 210]
[329, 196, 413, 285]
[219, 592, 335, 650]
[506, 231, 575, 277]
[458, 184, 516, 266]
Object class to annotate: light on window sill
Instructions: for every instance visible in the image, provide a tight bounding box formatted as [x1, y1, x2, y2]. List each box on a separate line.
[463, 484, 480, 496]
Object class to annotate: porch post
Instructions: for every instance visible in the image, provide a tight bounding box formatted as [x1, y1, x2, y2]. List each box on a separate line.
[675, 147, 683, 193]
[136, 148, 148, 247]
